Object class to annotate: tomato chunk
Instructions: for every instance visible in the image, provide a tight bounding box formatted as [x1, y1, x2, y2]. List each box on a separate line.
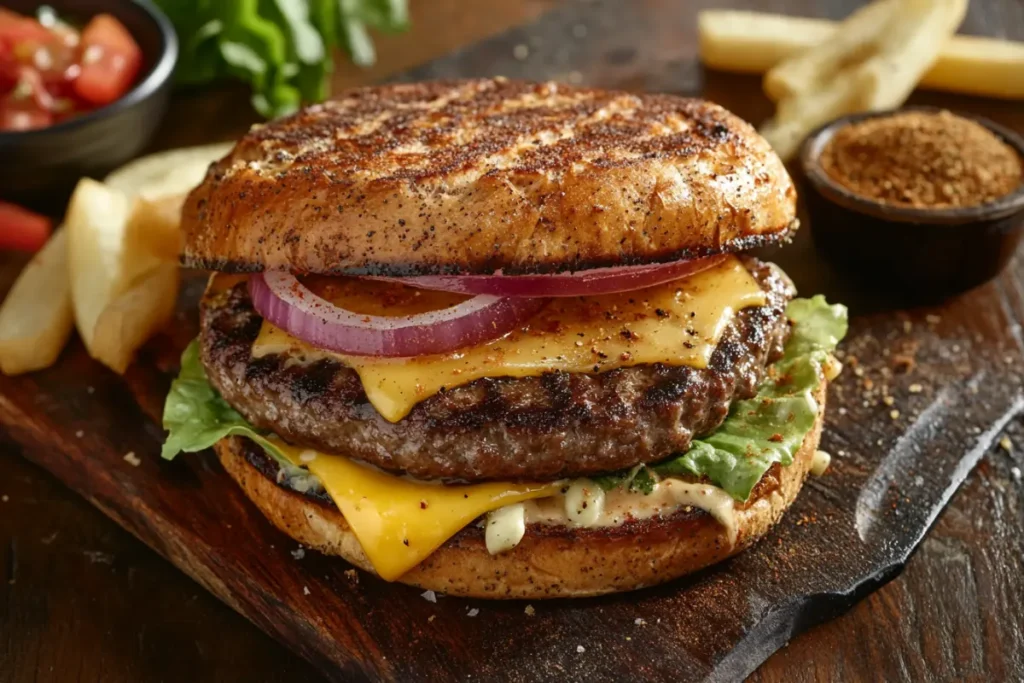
[0, 9, 53, 47]
[0, 202, 52, 252]
[73, 14, 141, 106]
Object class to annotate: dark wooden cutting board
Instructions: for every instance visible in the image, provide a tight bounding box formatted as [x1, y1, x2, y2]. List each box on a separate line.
[2, 1, 1023, 681]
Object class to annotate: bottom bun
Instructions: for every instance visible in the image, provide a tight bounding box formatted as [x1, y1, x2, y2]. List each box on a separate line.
[217, 381, 827, 599]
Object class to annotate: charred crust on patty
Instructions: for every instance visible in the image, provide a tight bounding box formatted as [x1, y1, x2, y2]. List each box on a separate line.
[199, 258, 795, 482]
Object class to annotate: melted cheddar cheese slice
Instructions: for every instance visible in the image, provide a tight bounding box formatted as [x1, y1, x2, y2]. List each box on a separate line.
[251, 256, 767, 422]
[273, 440, 563, 580]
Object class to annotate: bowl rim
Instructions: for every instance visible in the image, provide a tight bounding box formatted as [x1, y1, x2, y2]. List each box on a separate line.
[0, 0, 178, 144]
[799, 106, 1024, 226]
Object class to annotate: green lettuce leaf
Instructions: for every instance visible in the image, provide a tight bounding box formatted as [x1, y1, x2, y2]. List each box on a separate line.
[598, 296, 848, 501]
[161, 340, 287, 463]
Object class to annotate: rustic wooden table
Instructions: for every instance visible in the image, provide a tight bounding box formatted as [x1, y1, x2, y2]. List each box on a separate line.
[2, 0, 1022, 681]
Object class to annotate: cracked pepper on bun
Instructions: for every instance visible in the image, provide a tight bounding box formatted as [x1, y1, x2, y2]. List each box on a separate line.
[162, 79, 847, 599]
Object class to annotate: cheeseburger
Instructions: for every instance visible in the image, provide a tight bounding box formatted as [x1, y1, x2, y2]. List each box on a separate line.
[162, 79, 847, 598]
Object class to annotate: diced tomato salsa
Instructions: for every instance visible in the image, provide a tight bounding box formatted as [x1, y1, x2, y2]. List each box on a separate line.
[0, 7, 142, 132]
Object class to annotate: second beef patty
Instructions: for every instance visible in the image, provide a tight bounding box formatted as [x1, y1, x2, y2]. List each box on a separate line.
[199, 258, 794, 482]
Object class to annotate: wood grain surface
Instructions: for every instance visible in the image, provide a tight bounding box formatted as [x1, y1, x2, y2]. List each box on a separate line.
[2, 0, 1023, 681]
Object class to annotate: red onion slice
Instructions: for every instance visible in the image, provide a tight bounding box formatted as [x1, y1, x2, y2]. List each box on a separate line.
[249, 272, 546, 357]
[371, 255, 728, 298]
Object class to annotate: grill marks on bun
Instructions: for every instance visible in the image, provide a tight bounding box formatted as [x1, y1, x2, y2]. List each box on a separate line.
[182, 79, 797, 276]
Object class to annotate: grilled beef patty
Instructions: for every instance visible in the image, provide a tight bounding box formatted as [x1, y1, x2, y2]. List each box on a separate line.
[200, 258, 794, 482]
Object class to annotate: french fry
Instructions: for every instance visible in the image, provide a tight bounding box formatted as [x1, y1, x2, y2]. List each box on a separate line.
[0, 230, 74, 375]
[126, 192, 188, 261]
[104, 142, 233, 199]
[760, 70, 873, 162]
[698, 9, 1024, 100]
[758, 0, 968, 161]
[91, 263, 179, 374]
[66, 178, 160, 358]
[856, 0, 969, 111]
[763, 0, 900, 102]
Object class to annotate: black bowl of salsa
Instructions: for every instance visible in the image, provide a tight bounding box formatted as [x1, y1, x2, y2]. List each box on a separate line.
[0, 0, 177, 208]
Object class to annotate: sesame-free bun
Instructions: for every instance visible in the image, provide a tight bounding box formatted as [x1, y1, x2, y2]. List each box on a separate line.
[182, 79, 797, 276]
[215, 381, 826, 599]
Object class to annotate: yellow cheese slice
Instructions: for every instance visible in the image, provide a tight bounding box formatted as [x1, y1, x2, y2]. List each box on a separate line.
[274, 440, 563, 581]
[251, 256, 767, 422]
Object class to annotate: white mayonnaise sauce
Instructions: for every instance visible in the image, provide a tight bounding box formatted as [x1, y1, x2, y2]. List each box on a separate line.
[482, 477, 739, 556]
[485, 503, 527, 555]
[810, 449, 832, 476]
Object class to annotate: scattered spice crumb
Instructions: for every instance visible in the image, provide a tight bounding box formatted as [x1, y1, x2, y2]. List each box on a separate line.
[1011, 467, 1022, 482]
[344, 569, 359, 583]
[291, 547, 306, 560]
[1, 495, 7, 502]
[903, 320, 912, 333]
[890, 410, 900, 420]
[303, 586, 311, 596]
[123, 451, 140, 467]
[428, 615, 436, 623]
[524, 605, 535, 616]
[75, 430, 84, 438]
[926, 314, 942, 325]
[909, 383, 923, 393]
[892, 355, 916, 374]
[999, 436, 1013, 452]
[634, 617, 646, 626]
[883, 396, 895, 406]
[513, 44, 529, 60]
[853, 367, 865, 378]
[577, 645, 586, 654]
[86, 386, 95, 394]
[421, 590, 437, 603]
[467, 608, 480, 618]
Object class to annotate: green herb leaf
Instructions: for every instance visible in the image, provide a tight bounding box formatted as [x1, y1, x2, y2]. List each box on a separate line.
[271, 0, 325, 65]
[153, 0, 410, 118]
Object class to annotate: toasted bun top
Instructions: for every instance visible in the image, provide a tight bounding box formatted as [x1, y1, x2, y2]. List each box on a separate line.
[182, 79, 797, 276]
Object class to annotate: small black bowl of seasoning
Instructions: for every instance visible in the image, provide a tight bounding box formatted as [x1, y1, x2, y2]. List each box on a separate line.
[800, 107, 1024, 301]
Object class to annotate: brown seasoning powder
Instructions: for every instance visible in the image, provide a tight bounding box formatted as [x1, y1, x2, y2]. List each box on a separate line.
[820, 110, 1023, 209]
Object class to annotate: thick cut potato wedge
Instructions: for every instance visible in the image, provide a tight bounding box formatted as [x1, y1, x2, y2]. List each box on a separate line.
[126, 193, 188, 261]
[109, 143, 232, 262]
[0, 230, 74, 375]
[105, 142, 233, 199]
[698, 8, 1024, 100]
[91, 262, 179, 374]
[66, 178, 160, 359]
